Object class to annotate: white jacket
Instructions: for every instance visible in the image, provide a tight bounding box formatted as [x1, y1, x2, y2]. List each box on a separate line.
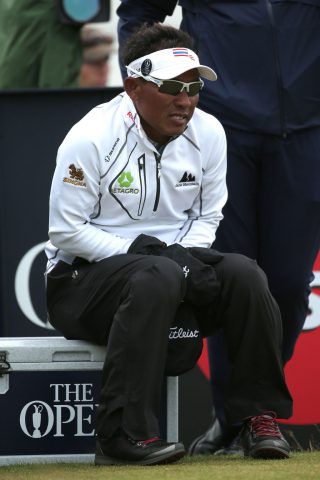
[45, 92, 227, 267]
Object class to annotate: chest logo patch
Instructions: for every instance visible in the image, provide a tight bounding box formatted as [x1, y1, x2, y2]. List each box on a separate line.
[176, 171, 198, 188]
[111, 171, 139, 194]
[118, 171, 134, 188]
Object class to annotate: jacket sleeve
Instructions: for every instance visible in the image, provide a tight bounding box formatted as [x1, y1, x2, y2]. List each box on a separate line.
[48, 135, 133, 262]
[176, 119, 228, 248]
[117, 0, 178, 79]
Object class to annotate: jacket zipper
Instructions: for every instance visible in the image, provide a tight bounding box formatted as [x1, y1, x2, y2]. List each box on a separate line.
[137, 154, 147, 216]
[265, 0, 287, 138]
[153, 152, 161, 212]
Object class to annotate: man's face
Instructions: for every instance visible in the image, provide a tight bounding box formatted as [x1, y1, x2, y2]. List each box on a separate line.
[126, 69, 200, 145]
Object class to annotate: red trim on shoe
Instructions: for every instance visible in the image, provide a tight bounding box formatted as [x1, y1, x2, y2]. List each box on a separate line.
[138, 436, 160, 446]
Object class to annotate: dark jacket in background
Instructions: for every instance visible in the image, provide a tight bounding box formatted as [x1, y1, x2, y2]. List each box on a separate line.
[117, 0, 320, 135]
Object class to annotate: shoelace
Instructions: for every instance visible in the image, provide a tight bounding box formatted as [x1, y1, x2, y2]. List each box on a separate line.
[248, 413, 281, 438]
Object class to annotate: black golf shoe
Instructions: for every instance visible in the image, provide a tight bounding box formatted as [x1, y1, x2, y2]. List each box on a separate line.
[95, 430, 186, 466]
[241, 412, 290, 459]
[188, 416, 243, 456]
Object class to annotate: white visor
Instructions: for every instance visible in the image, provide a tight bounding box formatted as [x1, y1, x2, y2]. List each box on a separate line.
[126, 47, 217, 81]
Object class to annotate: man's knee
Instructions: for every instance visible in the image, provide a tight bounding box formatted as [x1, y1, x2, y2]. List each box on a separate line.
[217, 253, 268, 291]
[129, 256, 186, 302]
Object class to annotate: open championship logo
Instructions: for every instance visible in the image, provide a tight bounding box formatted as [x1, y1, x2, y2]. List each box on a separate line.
[19, 384, 98, 439]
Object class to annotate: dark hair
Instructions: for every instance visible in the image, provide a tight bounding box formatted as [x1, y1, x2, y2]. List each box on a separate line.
[121, 23, 195, 66]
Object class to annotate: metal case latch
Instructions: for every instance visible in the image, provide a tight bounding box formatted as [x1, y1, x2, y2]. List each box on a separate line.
[0, 352, 10, 394]
[0, 352, 10, 377]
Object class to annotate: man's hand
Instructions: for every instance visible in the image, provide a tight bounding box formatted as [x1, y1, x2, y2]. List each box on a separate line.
[128, 234, 167, 255]
[161, 244, 220, 306]
[128, 235, 220, 306]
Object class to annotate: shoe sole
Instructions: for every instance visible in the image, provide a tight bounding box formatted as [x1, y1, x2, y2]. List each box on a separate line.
[95, 445, 186, 466]
[247, 447, 290, 460]
[214, 448, 244, 456]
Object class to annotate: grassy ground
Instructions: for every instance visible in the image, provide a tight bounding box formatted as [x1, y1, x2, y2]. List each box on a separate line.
[1, 452, 320, 480]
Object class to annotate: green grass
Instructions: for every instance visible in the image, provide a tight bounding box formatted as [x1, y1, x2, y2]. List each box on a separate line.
[1, 452, 320, 480]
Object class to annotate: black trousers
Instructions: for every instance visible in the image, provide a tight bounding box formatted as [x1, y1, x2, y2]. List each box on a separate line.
[46, 252, 293, 441]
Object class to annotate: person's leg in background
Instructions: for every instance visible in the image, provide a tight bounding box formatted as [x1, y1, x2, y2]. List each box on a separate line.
[189, 126, 320, 454]
[258, 127, 320, 363]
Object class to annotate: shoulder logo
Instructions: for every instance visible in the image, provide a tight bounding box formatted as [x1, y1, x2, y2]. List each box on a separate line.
[176, 171, 198, 188]
[105, 138, 120, 162]
[69, 164, 84, 181]
[63, 164, 86, 187]
[127, 111, 138, 128]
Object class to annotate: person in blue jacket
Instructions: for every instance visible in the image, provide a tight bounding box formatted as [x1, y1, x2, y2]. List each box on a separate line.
[117, 0, 320, 454]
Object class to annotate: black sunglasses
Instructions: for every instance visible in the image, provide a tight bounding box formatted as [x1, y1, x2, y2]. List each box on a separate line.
[127, 66, 204, 97]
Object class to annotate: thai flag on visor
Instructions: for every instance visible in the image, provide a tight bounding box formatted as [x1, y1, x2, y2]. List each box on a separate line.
[172, 48, 195, 60]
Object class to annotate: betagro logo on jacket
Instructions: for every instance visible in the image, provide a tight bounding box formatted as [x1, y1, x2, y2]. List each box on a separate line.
[112, 171, 139, 194]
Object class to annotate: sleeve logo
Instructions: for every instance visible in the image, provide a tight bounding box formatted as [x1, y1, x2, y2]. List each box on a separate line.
[63, 164, 86, 187]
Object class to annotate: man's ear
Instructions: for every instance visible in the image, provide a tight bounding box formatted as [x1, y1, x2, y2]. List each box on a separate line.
[124, 77, 141, 102]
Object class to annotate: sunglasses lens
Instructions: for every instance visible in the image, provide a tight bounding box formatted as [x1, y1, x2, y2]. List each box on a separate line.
[158, 80, 182, 95]
[158, 80, 203, 96]
[188, 82, 203, 96]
